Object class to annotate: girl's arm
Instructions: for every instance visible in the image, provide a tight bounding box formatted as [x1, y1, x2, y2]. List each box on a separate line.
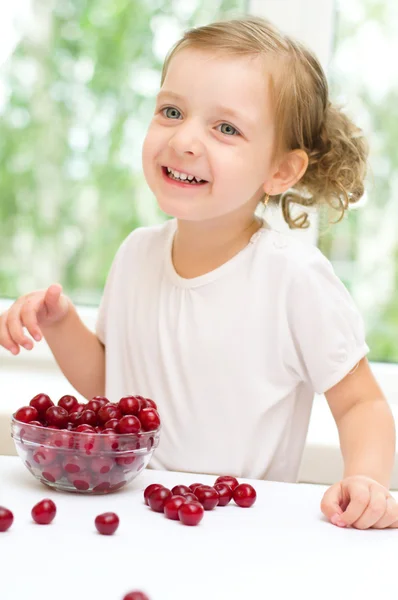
[42, 301, 105, 400]
[325, 357, 396, 488]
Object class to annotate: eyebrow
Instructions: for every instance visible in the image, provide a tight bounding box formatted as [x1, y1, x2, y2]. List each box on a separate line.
[156, 90, 256, 131]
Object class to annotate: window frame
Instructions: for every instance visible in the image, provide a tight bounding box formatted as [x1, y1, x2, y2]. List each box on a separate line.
[1, 0, 397, 407]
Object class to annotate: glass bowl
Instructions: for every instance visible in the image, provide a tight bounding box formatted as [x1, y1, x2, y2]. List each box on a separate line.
[11, 415, 160, 494]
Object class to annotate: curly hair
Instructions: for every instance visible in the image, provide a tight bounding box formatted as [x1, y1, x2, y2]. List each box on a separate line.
[160, 16, 369, 229]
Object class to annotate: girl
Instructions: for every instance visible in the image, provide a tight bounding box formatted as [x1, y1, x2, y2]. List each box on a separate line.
[1, 16, 396, 530]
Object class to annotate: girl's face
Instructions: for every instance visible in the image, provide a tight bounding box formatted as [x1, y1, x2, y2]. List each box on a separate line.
[142, 48, 277, 222]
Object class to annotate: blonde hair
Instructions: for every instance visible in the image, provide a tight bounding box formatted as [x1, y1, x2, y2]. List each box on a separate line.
[160, 16, 368, 229]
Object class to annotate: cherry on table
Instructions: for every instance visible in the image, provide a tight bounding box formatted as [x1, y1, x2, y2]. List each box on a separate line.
[123, 592, 150, 600]
[171, 484, 191, 496]
[147, 487, 172, 512]
[144, 483, 164, 505]
[31, 499, 56, 524]
[0, 507, 14, 532]
[214, 475, 239, 491]
[181, 492, 198, 502]
[195, 486, 219, 510]
[178, 501, 204, 526]
[164, 495, 187, 520]
[95, 512, 119, 535]
[233, 483, 257, 507]
[189, 483, 204, 494]
[214, 482, 233, 506]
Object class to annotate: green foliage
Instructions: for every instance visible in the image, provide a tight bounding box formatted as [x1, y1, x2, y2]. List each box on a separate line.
[0, 0, 246, 304]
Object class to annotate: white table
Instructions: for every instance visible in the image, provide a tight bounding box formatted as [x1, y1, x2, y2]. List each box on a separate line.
[0, 456, 397, 600]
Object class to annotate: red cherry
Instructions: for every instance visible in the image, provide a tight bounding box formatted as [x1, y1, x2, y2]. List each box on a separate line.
[30, 394, 54, 417]
[195, 486, 219, 510]
[0, 506, 14, 532]
[115, 454, 136, 467]
[62, 455, 87, 473]
[178, 501, 204, 526]
[85, 399, 102, 413]
[45, 406, 69, 429]
[144, 483, 164, 506]
[41, 463, 63, 483]
[143, 398, 157, 410]
[214, 483, 233, 506]
[94, 512, 119, 535]
[137, 408, 160, 432]
[102, 418, 117, 431]
[147, 487, 172, 512]
[181, 492, 198, 502]
[32, 446, 57, 466]
[49, 430, 74, 450]
[233, 483, 257, 508]
[74, 424, 95, 433]
[189, 483, 204, 494]
[118, 396, 141, 416]
[97, 405, 121, 425]
[58, 395, 78, 413]
[90, 456, 114, 474]
[15, 406, 39, 424]
[116, 415, 141, 434]
[164, 495, 187, 520]
[214, 475, 239, 491]
[66, 470, 92, 491]
[123, 592, 150, 600]
[29, 420, 44, 427]
[31, 499, 56, 524]
[78, 410, 97, 427]
[90, 396, 110, 408]
[68, 411, 83, 426]
[171, 484, 191, 496]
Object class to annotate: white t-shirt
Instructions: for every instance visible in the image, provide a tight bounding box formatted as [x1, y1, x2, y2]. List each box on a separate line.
[96, 218, 369, 482]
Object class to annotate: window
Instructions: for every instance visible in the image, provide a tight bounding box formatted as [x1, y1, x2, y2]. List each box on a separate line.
[318, 0, 398, 364]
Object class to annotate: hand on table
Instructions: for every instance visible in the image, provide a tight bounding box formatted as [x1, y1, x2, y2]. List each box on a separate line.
[321, 475, 398, 529]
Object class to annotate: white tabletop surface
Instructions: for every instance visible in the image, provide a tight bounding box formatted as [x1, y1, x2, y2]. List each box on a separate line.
[0, 456, 397, 600]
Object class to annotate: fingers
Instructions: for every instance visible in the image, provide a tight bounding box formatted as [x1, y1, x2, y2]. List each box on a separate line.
[336, 484, 370, 527]
[0, 293, 45, 353]
[320, 482, 344, 521]
[44, 284, 63, 309]
[0, 311, 20, 354]
[350, 486, 388, 529]
[372, 496, 398, 529]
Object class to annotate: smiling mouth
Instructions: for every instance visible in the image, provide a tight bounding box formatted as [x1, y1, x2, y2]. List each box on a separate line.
[162, 166, 209, 185]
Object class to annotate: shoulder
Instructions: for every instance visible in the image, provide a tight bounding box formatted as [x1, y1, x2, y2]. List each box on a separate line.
[256, 223, 333, 279]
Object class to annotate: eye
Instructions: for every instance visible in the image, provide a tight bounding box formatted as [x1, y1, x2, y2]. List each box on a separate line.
[160, 106, 240, 137]
[217, 123, 240, 137]
[161, 106, 181, 119]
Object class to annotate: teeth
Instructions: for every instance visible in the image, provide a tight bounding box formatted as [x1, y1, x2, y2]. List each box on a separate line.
[167, 167, 204, 183]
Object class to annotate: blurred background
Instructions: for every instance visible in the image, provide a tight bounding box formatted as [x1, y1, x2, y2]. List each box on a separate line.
[0, 0, 397, 365]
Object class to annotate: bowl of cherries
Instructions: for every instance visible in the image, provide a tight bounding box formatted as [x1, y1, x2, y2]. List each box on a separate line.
[11, 393, 161, 494]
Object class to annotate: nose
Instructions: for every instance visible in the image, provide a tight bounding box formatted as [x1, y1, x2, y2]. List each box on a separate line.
[167, 118, 205, 157]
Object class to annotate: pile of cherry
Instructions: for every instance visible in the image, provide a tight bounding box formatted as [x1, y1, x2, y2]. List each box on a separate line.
[145, 475, 257, 526]
[13, 393, 161, 493]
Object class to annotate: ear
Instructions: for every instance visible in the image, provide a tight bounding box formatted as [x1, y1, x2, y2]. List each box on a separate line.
[265, 149, 308, 196]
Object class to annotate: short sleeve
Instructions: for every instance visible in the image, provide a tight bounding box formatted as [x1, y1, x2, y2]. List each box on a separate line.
[286, 248, 370, 394]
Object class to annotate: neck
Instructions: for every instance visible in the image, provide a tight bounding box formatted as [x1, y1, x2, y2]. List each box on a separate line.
[171, 213, 263, 278]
